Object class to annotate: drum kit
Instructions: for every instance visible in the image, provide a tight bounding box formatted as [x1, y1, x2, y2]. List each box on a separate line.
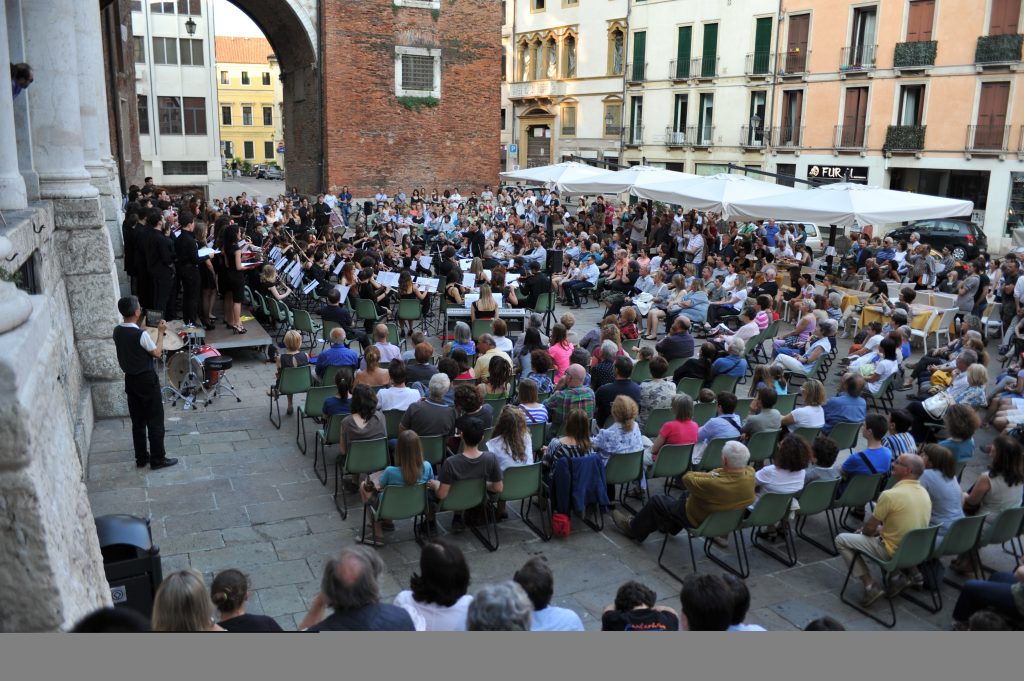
[156, 321, 241, 409]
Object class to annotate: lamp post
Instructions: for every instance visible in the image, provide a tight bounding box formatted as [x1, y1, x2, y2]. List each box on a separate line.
[185, 16, 197, 37]
[750, 113, 762, 145]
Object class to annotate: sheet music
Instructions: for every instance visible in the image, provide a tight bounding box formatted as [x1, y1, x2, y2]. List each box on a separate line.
[334, 284, 351, 303]
[283, 260, 299, 276]
[333, 259, 345, 276]
[463, 294, 503, 310]
[325, 253, 336, 269]
[197, 247, 220, 258]
[459, 259, 473, 270]
[302, 280, 319, 295]
[268, 246, 282, 260]
[376, 271, 401, 288]
[462, 273, 476, 288]
[289, 269, 303, 287]
[416, 277, 439, 293]
[481, 269, 492, 282]
[418, 255, 433, 270]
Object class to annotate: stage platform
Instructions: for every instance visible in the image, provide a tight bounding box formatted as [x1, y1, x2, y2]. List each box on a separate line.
[204, 318, 275, 352]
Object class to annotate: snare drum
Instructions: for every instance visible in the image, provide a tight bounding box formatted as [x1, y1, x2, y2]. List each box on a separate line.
[179, 326, 207, 348]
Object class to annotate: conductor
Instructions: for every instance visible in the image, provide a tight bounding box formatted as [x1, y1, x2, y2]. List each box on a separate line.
[113, 296, 178, 470]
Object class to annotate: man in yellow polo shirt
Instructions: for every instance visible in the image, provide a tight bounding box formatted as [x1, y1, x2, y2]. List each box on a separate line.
[835, 453, 932, 607]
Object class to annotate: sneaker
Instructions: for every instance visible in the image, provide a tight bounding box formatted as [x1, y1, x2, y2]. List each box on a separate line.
[711, 535, 729, 549]
[861, 582, 886, 608]
[885, 572, 910, 598]
[611, 509, 635, 539]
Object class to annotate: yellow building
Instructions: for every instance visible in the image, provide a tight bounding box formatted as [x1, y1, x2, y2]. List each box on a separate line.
[215, 36, 284, 171]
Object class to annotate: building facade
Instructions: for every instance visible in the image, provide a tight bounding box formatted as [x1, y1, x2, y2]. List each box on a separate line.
[132, 0, 222, 185]
[215, 36, 284, 171]
[502, 0, 628, 172]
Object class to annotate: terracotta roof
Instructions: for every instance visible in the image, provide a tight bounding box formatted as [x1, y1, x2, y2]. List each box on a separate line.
[215, 36, 275, 64]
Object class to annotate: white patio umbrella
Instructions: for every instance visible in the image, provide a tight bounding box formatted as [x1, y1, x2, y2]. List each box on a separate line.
[632, 173, 797, 218]
[559, 165, 699, 195]
[728, 182, 974, 226]
[499, 162, 606, 192]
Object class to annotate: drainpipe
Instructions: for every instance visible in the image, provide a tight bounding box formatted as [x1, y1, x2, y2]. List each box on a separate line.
[766, 0, 785, 158]
[618, 1, 632, 169]
[510, 1, 517, 171]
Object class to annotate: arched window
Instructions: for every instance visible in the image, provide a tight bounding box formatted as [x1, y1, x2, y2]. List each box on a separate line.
[531, 40, 543, 80]
[545, 37, 558, 79]
[563, 34, 577, 78]
[520, 41, 531, 80]
[610, 28, 624, 75]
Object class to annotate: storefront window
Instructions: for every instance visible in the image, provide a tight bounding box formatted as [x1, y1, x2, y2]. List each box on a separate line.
[1008, 172, 1024, 235]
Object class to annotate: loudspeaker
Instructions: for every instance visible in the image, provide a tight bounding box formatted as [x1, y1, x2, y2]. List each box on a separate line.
[545, 249, 564, 275]
[363, 200, 373, 216]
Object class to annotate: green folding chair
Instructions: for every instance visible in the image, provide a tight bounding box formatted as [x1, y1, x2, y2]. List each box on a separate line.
[484, 396, 508, 415]
[622, 338, 640, 354]
[270, 365, 312, 429]
[320, 319, 341, 351]
[734, 398, 755, 420]
[318, 364, 341, 388]
[693, 402, 717, 426]
[297, 386, 335, 455]
[291, 309, 321, 350]
[471, 319, 495, 340]
[903, 514, 988, 614]
[658, 508, 748, 583]
[420, 434, 447, 468]
[794, 478, 842, 556]
[677, 376, 703, 397]
[397, 298, 425, 337]
[666, 357, 686, 376]
[355, 298, 384, 326]
[336, 438, 389, 520]
[709, 374, 739, 395]
[643, 408, 673, 439]
[630, 359, 652, 384]
[828, 421, 863, 454]
[495, 462, 549, 541]
[793, 427, 821, 445]
[527, 421, 547, 459]
[313, 414, 344, 486]
[775, 393, 798, 415]
[747, 429, 781, 466]
[977, 506, 1024, 574]
[833, 474, 883, 531]
[605, 450, 645, 513]
[384, 409, 405, 441]
[648, 444, 692, 495]
[437, 478, 497, 551]
[697, 438, 731, 471]
[839, 524, 940, 628]
[743, 493, 798, 567]
[361, 483, 428, 546]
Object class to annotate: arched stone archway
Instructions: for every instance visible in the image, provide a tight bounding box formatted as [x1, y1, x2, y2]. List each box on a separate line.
[227, 0, 321, 192]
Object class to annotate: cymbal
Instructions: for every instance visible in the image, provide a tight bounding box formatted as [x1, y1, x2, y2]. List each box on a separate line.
[147, 327, 185, 352]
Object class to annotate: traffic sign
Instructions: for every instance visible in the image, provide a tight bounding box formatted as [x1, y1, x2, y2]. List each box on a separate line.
[509, 143, 518, 154]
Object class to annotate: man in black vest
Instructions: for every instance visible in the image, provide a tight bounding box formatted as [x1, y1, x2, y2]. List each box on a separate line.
[113, 296, 177, 470]
[174, 211, 201, 327]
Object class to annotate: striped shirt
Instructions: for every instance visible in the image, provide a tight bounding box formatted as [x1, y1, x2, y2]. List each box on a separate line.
[882, 432, 917, 460]
[519, 403, 549, 424]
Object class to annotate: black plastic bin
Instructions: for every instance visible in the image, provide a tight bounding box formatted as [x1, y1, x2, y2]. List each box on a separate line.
[95, 514, 163, 619]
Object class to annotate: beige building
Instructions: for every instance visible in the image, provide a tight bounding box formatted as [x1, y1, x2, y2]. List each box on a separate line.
[215, 36, 284, 170]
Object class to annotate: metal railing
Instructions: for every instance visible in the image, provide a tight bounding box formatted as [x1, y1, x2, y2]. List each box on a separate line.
[840, 44, 876, 71]
[778, 49, 809, 74]
[772, 124, 803, 148]
[745, 52, 773, 76]
[626, 62, 647, 83]
[884, 125, 926, 152]
[624, 125, 644, 146]
[740, 125, 769, 148]
[834, 124, 869, 149]
[687, 124, 715, 146]
[605, 123, 623, 136]
[668, 59, 689, 80]
[690, 56, 719, 79]
[893, 40, 937, 68]
[967, 124, 1010, 152]
[664, 127, 687, 146]
[976, 34, 1023, 64]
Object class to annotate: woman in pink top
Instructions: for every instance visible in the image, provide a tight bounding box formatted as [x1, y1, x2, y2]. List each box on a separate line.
[647, 394, 699, 466]
[547, 323, 575, 381]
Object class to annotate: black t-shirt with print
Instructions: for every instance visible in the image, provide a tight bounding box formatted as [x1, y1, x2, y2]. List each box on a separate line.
[601, 608, 680, 632]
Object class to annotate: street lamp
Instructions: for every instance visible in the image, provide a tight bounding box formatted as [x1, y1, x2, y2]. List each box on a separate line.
[185, 16, 197, 36]
[750, 113, 762, 144]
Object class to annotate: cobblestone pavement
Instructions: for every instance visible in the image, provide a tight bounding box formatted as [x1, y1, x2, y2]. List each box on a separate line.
[87, 298, 1016, 631]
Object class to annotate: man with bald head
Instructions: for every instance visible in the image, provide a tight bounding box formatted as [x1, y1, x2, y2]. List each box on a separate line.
[360, 323, 402, 370]
[299, 545, 415, 631]
[835, 453, 931, 608]
[543, 363, 595, 431]
[821, 372, 867, 435]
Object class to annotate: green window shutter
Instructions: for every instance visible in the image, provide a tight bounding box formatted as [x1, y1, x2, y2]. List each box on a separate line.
[702, 23, 718, 77]
[753, 18, 772, 73]
[676, 26, 691, 78]
[632, 31, 646, 80]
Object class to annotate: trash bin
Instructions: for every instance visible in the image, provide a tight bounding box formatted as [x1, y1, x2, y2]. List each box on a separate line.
[95, 514, 163, 619]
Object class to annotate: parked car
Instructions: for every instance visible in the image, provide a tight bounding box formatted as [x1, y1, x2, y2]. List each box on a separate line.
[262, 166, 283, 180]
[887, 219, 987, 261]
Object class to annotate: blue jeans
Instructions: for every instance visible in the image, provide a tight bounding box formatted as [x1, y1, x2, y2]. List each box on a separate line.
[952, 572, 1020, 623]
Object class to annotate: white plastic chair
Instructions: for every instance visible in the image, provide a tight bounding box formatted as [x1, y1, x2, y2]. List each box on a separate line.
[910, 309, 938, 355]
[982, 301, 1004, 340]
[930, 292, 958, 309]
[930, 308, 959, 350]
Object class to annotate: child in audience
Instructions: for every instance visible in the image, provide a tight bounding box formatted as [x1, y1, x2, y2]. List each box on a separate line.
[881, 409, 917, 460]
[804, 436, 841, 485]
[698, 388, 716, 404]
[938, 404, 980, 461]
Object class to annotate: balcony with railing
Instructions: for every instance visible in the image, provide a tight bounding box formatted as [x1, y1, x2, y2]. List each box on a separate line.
[664, 127, 688, 147]
[976, 34, 1023, 65]
[626, 62, 648, 83]
[840, 44, 876, 73]
[745, 52, 773, 77]
[687, 125, 714, 147]
[624, 125, 644, 147]
[690, 56, 719, 80]
[834, 124, 869, 150]
[893, 41, 937, 69]
[668, 59, 689, 81]
[740, 125, 769, 149]
[966, 124, 1010, 153]
[772, 125, 803, 149]
[884, 125, 926, 152]
[605, 121, 623, 137]
[778, 49, 810, 76]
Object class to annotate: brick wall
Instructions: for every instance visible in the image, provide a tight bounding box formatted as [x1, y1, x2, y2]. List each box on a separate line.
[322, 0, 501, 196]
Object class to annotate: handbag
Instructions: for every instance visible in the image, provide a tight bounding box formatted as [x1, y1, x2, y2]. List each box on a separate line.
[551, 512, 571, 538]
[922, 391, 956, 420]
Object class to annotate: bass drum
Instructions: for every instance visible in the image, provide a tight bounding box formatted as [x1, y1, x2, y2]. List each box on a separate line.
[166, 351, 205, 391]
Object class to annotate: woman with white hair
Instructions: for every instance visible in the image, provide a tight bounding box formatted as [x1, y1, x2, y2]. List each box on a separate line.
[710, 337, 749, 381]
[773, 321, 834, 376]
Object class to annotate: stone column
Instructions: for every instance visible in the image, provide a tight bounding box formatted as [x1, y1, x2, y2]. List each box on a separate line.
[21, 0, 96, 200]
[0, 0, 27, 209]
